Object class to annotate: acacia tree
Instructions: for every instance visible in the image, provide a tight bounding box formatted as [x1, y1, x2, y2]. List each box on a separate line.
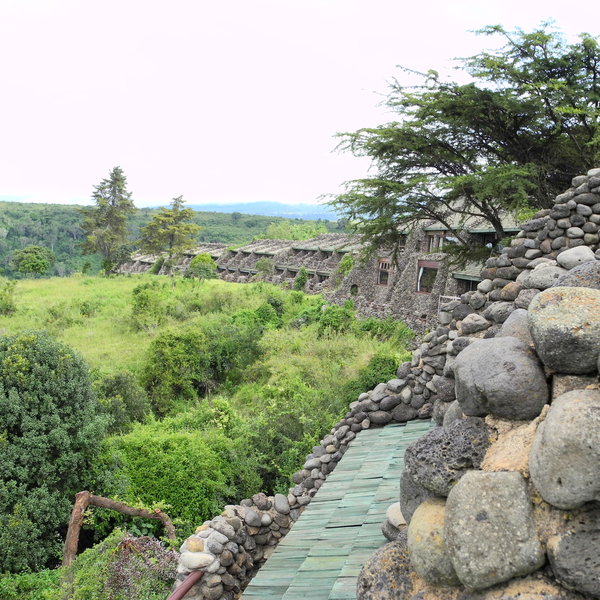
[81, 166, 135, 274]
[139, 196, 201, 264]
[332, 25, 600, 258]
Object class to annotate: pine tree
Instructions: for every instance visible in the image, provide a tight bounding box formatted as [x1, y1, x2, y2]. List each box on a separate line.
[81, 166, 135, 274]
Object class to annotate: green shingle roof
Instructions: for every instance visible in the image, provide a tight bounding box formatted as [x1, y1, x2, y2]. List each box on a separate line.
[242, 420, 433, 600]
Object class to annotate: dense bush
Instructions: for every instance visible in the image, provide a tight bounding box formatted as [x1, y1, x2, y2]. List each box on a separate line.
[142, 313, 264, 415]
[0, 331, 108, 572]
[99, 401, 261, 529]
[340, 352, 402, 402]
[293, 266, 309, 290]
[59, 529, 177, 600]
[130, 280, 167, 330]
[0, 570, 60, 600]
[317, 302, 356, 335]
[142, 327, 210, 415]
[96, 372, 151, 434]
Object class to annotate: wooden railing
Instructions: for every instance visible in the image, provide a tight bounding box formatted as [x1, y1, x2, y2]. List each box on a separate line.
[165, 570, 204, 600]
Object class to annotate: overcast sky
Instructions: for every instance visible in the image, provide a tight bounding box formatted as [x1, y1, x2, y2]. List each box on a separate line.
[0, 0, 594, 207]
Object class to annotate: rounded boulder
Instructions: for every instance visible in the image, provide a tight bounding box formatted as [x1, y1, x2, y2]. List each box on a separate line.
[454, 336, 548, 420]
[529, 389, 600, 509]
[528, 286, 600, 374]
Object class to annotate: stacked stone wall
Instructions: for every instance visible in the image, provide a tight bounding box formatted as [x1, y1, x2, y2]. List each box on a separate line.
[358, 169, 600, 599]
[173, 169, 599, 600]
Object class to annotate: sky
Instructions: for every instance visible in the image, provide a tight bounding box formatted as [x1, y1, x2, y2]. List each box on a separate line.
[0, 0, 595, 208]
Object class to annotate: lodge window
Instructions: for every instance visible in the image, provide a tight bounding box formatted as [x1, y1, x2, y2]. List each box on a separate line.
[377, 258, 393, 285]
[317, 274, 329, 283]
[427, 232, 459, 252]
[417, 260, 439, 293]
[456, 278, 479, 294]
[350, 284, 359, 296]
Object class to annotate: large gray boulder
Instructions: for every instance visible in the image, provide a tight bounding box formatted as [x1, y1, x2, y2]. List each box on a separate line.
[445, 471, 545, 590]
[553, 259, 600, 289]
[528, 287, 600, 374]
[454, 336, 548, 420]
[555, 246, 596, 269]
[522, 265, 568, 290]
[498, 308, 534, 346]
[404, 418, 491, 497]
[529, 389, 600, 509]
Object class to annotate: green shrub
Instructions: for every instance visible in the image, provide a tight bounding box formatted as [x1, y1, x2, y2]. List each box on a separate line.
[101, 421, 259, 527]
[0, 331, 108, 572]
[356, 316, 415, 345]
[78, 298, 101, 318]
[131, 280, 167, 331]
[0, 570, 60, 600]
[96, 372, 151, 434]
[148, 257, 164, 275]
[255, 303, 281, 328]
[185, 253, 217, 281]
[59, 529, 177, 600]
[0, 277, 16, 315]
[340, 352, 400, 401]
[317, 302, 355, 336]
[45, 301, 82, 329]
[142, 327, 210, 415]
[293, 267, 309, 290]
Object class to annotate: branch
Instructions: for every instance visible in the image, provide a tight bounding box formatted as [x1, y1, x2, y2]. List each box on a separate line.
[62, 491, 176, 567]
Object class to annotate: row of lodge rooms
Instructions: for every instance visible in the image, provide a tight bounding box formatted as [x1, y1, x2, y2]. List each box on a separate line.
[120, 217, 520, 329]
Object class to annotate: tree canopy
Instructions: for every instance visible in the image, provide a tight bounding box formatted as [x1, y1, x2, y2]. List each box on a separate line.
[331, 25, 600, 257]
[11, 245, 55, 277]
[0, 332, 107, 572]
[139, 196, 201, 260]
[81, 166, 135, 274]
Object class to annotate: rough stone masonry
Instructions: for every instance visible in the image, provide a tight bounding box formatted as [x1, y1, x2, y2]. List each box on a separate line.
[173, 169, 600, 600]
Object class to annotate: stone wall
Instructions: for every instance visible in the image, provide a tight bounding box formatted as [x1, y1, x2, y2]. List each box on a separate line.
[357, 169, 600, 599]
[173, 170, 599, 600]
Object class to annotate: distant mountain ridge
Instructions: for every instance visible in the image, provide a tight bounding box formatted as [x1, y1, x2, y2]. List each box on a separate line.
[188, 201, 340, 221]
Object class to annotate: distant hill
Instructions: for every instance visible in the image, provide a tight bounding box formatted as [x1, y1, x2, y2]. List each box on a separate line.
[189, 201, 340, 221]
[0, 200, 344, 277]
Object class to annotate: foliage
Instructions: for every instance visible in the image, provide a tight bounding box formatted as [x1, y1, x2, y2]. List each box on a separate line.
[130, 280, 168, 331]
[96, 372, 151, 434]
[185, 252, 217, 281]
[340, 352, 403, 402]
[142, 311, 264, 415]
[139, 196, 201, 261]
[100, 405, 261, 528]
[81, 167, 136, 274]
[0, 570, 60, 600]
[255, 219, 328, 240]
[255, 256, 274, 278]
[0, 277, 16, 314]
[336, 253, 354, 278]
[141, 327, 210, 415]
[293, 266, 309, 290]
[317, 302, 356, 336]
[356, 315, 415, 346]
[0, 331, 108, 572]
[332, 25, 600, 257]
[11, 245, 55, 277]
[59, 529, 177, 600]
